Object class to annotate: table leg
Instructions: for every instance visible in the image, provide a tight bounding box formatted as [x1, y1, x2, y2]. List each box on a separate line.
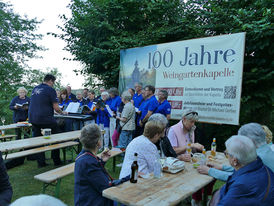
[55, 179, 62, 198]
[203, 186, 208, 206]
[62, 148, 67, 163]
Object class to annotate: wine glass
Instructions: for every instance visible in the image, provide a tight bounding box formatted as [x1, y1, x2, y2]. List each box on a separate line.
[1, 116, 5, 125]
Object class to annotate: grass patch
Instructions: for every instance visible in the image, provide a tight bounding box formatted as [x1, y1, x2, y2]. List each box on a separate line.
[7, 149, 123, 206]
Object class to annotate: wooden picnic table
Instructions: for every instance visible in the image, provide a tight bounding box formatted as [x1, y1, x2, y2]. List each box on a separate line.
[103, 153, 228, 206]
[0, 122, 32, 131]
[0, 130, 81, 153]
[0, 129, 105, 153]
[0, 122, 32, 138]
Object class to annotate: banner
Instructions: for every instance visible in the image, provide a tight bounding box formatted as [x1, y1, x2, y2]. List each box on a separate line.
[119, 33, 245, 125]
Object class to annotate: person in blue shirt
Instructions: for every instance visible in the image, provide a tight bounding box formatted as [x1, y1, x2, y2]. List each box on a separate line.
[58, 89, 73, 132]
[108, 88, 122, 140]
[155, 90, 171, 120]
[66, 85, 77, 102]
[58, 89, 72, 109]
[28, 74, 67, 168]
[218, 135, 274, 206]
[138, 85, 159, 130]
[96, 92, 112, 149]
[133, 82, 143, 108]
[197, 123, 274, 183]
[74, 124, 129, 206]
[82, 90, 97, 125]
[9, 87, 30, 140]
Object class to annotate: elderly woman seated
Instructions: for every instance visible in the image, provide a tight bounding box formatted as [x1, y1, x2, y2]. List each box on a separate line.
[119, 120, 165, 178]
[74, 124, 129, 206]
[217, 135, 274, 205]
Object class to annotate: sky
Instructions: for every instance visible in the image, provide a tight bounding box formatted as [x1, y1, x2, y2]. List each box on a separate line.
[3, 0, 86, 89]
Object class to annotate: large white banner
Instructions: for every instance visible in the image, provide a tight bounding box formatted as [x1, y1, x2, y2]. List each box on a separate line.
[119, 33, 245, 125]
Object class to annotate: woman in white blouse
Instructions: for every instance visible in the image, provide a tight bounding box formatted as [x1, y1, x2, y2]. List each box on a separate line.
[119, 120, 165, 178]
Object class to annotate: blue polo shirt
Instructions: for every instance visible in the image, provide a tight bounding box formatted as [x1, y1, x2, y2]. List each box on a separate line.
[96, 99, 112, 127]
[109, 95, 121, 113]
[28, 83, 58, 125]
[155, 99, 171, 117]
[140, 95, 159, 121]
[133, 93, 143, 108]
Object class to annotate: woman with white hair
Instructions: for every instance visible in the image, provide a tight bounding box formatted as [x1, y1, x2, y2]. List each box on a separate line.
[148, 113, 177, 158]
[96, 91, 112, 149]
[238, 123, 274, 172]
[217, 135, 274, 205]
[75, 124, 129, 206]
[9, 87, 30, 139]
[116, 91, 135, 149]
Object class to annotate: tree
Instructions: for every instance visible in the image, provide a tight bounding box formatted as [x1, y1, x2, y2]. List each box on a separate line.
[0, 1, 42, 123]
[59, 0, 273, 148]
[57, 0, 204, 88]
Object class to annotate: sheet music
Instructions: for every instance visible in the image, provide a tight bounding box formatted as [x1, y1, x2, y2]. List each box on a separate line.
[105, 105, 114, 117]
[90, 103, 96, 111]
[65, 102, 80, 113]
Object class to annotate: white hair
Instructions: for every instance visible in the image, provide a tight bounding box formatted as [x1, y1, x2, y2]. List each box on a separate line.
[101, 91, 109, 98]
[121, 90, 132, 101]
[225, 135, 257, 166]
[148, 113, 168, 127]
[10, 194, 67, 206]
[238, 123, 266, 148]
[17, 87, 28, 94]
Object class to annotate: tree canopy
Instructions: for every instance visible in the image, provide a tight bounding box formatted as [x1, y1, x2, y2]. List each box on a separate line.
[58, 0, 273, 147]
[0, 2, 63, 122]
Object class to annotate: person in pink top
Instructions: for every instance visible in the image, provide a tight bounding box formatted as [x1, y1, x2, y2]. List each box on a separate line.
[168, 110, 204, 162]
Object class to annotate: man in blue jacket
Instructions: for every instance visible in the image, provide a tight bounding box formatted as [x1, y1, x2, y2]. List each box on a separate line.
[28, 74, 67, 167]
[218, 135, 274, 206]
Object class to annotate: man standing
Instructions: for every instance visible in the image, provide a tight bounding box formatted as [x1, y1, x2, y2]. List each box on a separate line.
[138, 85, 159, 131]
[29, 74, 67, 167]
[82, 88, 89, 104]
[66, 85, 77, 102]
[132, 82, 143, 109]
[155, 90, 171, 120]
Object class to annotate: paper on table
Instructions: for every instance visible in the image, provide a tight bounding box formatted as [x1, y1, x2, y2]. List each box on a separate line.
[65, 102, 80, 113]
[105, 105, 114, 117]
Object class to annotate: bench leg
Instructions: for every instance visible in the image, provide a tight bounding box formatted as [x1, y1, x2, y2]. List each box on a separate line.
[63, 148, 67, 163]
[55, 179, 62, 198]
[42, 183, 47, 194]
[113, 156, 116, 172]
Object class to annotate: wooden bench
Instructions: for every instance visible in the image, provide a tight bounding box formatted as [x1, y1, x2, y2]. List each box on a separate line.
[2, 141, 79, 162]
[34, 149, 124, 197]
[0, 134, 17, 142]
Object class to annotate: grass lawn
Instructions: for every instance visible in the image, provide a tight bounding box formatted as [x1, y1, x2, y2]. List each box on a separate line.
[6, 150, 225, 206]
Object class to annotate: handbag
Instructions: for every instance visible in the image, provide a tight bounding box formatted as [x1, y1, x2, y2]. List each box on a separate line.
[117, 107, 135, 134]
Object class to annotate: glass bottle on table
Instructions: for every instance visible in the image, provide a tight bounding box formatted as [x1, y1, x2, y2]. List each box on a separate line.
[200, 149, 206, 165]
[154, 151, 162, 178]
[130, 153, 138, 183]
[186, 143, 192, 154]
[211, 138, 217, 157]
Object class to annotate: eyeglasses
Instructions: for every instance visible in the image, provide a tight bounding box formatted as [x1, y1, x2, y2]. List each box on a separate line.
[185, 111, 198, 116]
[224, 150, 232, 158]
